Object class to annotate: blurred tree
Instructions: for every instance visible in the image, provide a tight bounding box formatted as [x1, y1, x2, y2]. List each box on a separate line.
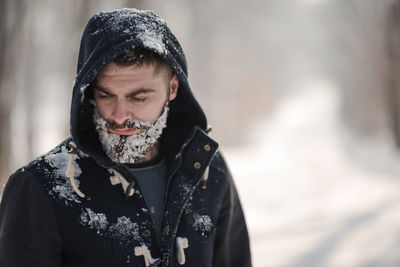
[323, 1, 393, 142]
[0, 0, 9, 191]
[387, 0, 400, 147]
[0, 0, 27, 190]
[0, 0, 147, 194]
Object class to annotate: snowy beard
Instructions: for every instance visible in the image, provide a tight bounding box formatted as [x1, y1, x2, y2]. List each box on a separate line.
[92, 101, 169, 164]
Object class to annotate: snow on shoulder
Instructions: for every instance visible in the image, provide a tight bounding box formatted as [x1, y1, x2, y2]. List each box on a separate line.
[45, 145, 84, 205]
[45, 146, 82, 178]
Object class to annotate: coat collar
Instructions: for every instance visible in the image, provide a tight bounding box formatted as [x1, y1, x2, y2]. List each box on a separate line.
[160, 126, 218, 262]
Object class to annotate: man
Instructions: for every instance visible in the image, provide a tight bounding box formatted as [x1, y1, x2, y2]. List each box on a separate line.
[0, 8, 251, 267]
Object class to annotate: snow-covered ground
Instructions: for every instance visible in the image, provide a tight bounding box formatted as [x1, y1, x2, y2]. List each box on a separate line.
[224, 81, 400, 267]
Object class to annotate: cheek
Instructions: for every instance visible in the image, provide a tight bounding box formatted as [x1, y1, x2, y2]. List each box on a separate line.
[137, 96, 168, 123]
[137, 103, 165, 123]
[94, 99, 112, 118]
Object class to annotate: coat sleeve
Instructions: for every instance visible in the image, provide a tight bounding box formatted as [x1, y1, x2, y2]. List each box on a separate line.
[212, 165, 252, 267]
[0, 169, 62, 267]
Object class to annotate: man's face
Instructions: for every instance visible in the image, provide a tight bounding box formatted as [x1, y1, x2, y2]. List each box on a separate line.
[93, 62, 178, 135]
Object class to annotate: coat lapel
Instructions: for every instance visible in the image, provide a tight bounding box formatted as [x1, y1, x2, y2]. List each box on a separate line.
[160, 127, 218, 262]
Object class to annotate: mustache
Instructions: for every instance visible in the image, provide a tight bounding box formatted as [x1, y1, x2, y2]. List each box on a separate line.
[105, 118, 152, 130]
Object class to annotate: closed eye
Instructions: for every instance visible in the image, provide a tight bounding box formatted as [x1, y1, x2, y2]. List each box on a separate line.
[130, 96, 149, 103]
[94, 87, 113, 99]
[98, 92, 112, 98]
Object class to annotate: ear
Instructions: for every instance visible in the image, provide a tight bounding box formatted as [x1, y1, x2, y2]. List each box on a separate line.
[169, 74, 179, 101]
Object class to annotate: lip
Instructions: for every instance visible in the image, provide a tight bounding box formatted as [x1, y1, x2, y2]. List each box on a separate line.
[109, 128, 138, 136]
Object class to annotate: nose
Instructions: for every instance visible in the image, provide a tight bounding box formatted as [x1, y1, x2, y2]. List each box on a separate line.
[111, 99, 131, 125]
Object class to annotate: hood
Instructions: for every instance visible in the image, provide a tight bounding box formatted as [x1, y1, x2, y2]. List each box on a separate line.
[70, 8, 207, 168]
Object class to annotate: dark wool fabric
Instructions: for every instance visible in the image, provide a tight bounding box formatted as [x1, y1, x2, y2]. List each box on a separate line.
[0, 8, 252, 267]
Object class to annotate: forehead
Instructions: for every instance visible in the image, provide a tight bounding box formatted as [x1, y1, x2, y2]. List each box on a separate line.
[97, 62, 156, 81]
[95, 62, 171, 90]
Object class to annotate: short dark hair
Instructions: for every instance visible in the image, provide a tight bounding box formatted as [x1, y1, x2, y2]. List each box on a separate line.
[113, 46, 172, 76]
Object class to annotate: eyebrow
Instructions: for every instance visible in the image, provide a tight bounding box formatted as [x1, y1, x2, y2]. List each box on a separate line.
[127, 88, 156, 97]
[93, 84, 155, 96]
[93, 85, 112, 95]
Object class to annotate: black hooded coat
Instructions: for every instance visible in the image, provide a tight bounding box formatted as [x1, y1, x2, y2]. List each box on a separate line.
[0, 8, 252, 267]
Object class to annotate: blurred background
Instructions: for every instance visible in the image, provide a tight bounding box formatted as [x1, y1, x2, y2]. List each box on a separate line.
[1, 0, 400, 266]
